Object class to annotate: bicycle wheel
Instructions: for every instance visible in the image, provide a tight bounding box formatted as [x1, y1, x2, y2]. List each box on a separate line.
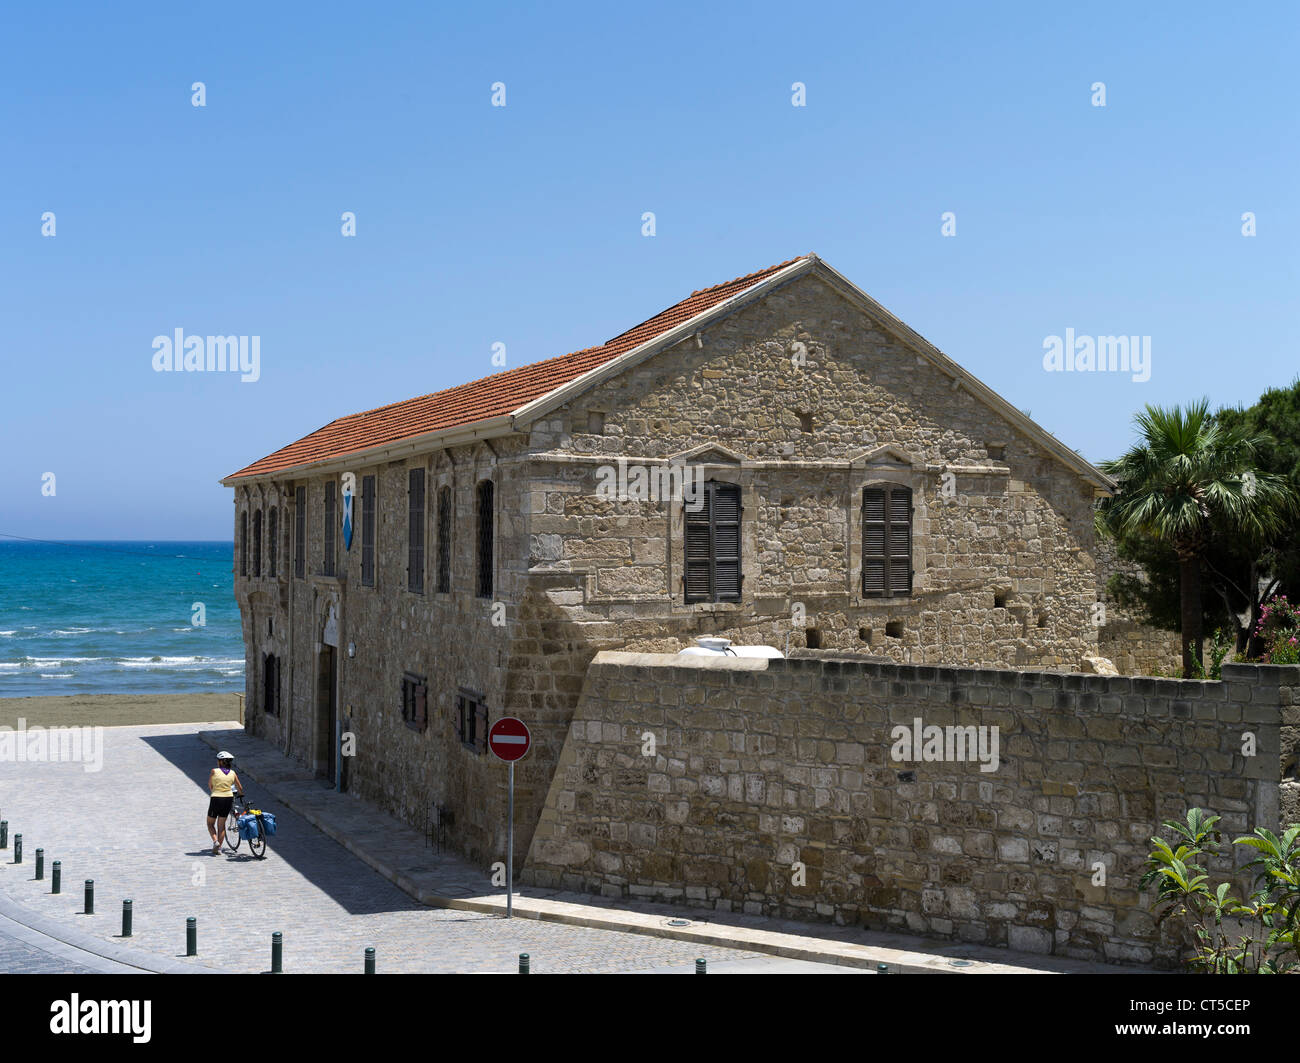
[248, 820, 266, 860]
[225, 810, 241, 852]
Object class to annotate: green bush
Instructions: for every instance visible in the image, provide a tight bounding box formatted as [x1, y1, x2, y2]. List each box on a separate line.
[1140, 808, 1300, 973]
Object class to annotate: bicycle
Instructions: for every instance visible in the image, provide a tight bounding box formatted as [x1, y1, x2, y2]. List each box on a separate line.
[223, 791, 269, 859]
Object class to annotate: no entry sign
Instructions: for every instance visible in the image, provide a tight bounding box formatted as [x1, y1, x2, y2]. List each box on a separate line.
[489, 717, 531, 762]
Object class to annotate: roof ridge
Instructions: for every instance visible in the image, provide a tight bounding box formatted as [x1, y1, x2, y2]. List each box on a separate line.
[687, 255, 808, 297]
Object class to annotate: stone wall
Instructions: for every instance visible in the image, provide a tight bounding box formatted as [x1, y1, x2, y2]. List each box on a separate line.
[523, 652, 1298, 966]
[1094, 535, 1183, 676]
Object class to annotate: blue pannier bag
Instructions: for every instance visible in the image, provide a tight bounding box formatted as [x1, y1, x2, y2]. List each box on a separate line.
[260, 812, 276, 836]
[237, 814, 259, 840]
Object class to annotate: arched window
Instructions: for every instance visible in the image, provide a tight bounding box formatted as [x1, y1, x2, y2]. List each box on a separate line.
[267, 507, 278, 577]
[862, 484, 912, 598]
[252, 510, 263, 578]
[476, 480, 494, 599]
[240, 511, 248, 577]
[684, 480, 742, 603]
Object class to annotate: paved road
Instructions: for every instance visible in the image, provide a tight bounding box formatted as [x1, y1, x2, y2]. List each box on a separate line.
[0, 723, 767, 974]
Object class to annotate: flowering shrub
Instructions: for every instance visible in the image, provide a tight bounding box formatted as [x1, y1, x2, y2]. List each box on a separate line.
[1256, 595, 1300, 665]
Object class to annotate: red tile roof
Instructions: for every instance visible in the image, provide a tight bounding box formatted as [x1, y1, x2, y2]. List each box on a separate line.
[225, 257, 807, 480]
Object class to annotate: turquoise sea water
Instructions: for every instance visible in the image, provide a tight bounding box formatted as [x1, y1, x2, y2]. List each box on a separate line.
[0, 541, 243, 697]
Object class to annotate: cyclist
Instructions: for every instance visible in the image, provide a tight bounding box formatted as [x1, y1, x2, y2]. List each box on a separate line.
[207, 751, 243, 854]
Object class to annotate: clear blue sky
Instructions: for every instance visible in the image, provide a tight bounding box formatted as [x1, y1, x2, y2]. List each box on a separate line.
[2, 1, 1295, 539]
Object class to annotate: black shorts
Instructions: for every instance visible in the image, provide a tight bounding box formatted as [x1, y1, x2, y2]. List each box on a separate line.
[208, 796, 233, 818]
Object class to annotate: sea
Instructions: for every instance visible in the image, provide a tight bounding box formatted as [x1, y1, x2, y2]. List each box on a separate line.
[0, 540, 244, 698]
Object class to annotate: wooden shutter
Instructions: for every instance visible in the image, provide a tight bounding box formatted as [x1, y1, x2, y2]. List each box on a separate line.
[324, 483, 336, 576]
[684, 481, 742, 603]
[295, 486, 307, 578]
[862, 485, 911, 597]
[477, 480, 494, 599]
[361, 475, 375, 586]
[712, 483, 742, 600]
[475, 701, 489, 753]
[414, 682, 427, 731]
[408, 469, 425, 593]
[437, 486, 451, 593]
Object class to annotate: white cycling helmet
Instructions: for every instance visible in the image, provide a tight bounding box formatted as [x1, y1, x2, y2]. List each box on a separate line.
[217, 751, 234, 761]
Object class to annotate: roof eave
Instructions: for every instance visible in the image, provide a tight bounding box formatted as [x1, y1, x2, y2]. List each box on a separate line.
[218, 414, 517, 488]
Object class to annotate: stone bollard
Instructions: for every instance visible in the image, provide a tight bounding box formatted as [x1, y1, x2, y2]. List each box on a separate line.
[84, 880, 94, 915]
[35, 849, 44, 880]
[365, 947, 375, 975]
[187, 917, 197, 956]
[518, 953, 529, 974]
[51, 861, 61, 894]
[122, 901, 133, 938]
[271, 932, 282, 973]
[695, 958, 706, 974]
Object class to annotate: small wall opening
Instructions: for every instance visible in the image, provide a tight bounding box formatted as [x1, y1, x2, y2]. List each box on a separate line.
[1036, 613, 1048, 628]
[987, 444, 1005, 461]
[805, 628, 822, 649]
[858, 627, 872, 645]
[885, 621, 903, 639]
[994, 590, 1008, 609]
[798, 412, 813, 433]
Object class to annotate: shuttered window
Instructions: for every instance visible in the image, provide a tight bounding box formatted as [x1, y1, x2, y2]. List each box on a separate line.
[862, 484, 912, 598]
[294, 486, 306, 579]
[267, 507, 278, 577]
[436, 486, 452, 594]
[408, 468, 425, 593]
[402, 672, 427, 733]
[252, 510, 262, 577]
[323, 482, 336, 577]
[476, 480, 494, 599]
[455, 689, 487, 753]
[684, 481, 742, 603]
[361, 475, 376, 587]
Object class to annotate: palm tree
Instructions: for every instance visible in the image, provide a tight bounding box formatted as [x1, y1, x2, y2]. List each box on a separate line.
[1097, 399, 1296, 678]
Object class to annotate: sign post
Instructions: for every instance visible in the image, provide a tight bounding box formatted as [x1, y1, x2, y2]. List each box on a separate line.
[488, 717, 531, 918]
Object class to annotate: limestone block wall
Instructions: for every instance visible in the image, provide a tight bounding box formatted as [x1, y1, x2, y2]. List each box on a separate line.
[1094, 535, 1183, 676]
[523, 653, 1297, 966]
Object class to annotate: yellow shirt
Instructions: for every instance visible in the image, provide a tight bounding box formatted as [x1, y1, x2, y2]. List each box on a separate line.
[210, 768, 236, 797]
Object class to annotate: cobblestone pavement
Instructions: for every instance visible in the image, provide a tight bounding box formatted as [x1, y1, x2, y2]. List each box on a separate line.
[0, 928, 99, 974]
[0, 723, 764, 974]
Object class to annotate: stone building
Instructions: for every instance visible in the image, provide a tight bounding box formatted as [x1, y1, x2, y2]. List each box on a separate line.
[221, 253, 1118, 867]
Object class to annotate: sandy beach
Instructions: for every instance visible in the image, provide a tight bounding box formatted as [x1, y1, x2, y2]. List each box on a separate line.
[0, 692, 241, 728]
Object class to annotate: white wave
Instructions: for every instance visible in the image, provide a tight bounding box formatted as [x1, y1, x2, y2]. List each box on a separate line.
[39, 673, 73, 679]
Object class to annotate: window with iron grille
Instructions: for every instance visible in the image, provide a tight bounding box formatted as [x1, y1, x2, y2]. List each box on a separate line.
[436, 485, 452, 594]
[323, 482, 336, 577]
[683, 481, 742, 603]
[861, 484, 913, 598]
[455, 689, 488, 752]
[294, 486, 306, 579]
[408, 468, 425, 593]
[263, 653, 281, 715]
[267, 507, 278, 577]
[252, 510, 262, 577]
[401, 672, 428, 732]
[476, 480, 494, 599]
[361, 474, 376, 587]
[240, 511, 248, 577]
